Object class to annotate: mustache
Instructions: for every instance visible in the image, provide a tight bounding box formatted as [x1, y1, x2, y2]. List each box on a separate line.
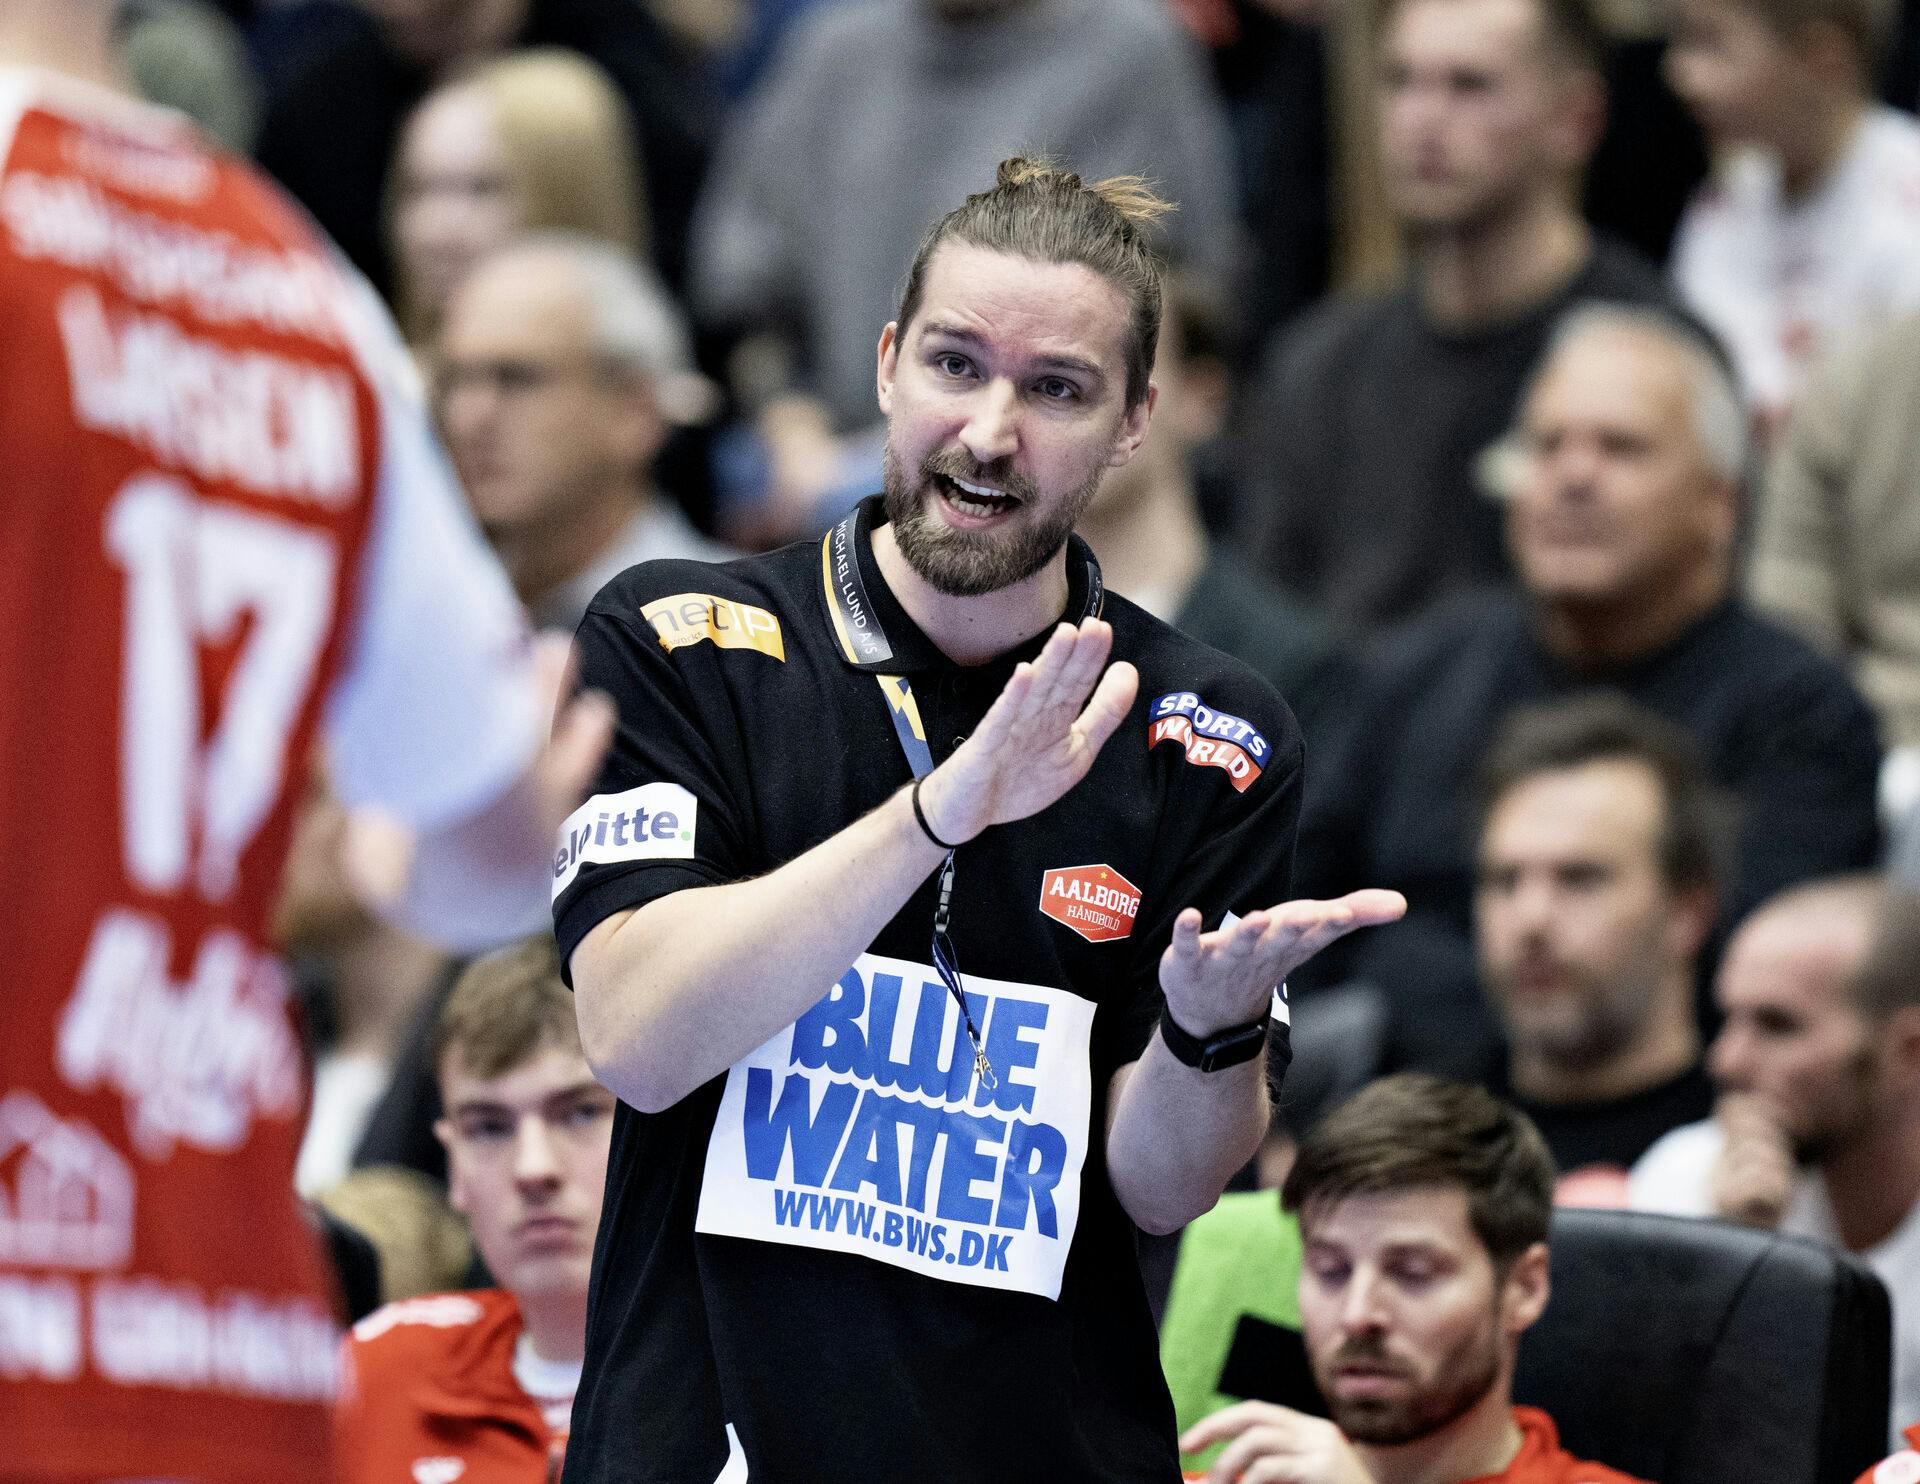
[1328, 1337, 1410, 1374]
[922, 449, 1037, 504]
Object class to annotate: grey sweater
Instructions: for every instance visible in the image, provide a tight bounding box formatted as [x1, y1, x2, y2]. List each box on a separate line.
[691, 0, 1241, 430]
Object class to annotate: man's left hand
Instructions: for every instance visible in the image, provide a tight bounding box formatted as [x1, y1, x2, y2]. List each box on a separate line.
[1180, 1401, 1376, 1483]
[1159, 891, 1406, 1036]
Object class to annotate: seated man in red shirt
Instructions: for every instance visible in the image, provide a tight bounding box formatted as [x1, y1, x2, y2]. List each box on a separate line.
[1858, 1424, 1920, 1484]
[335, 937, 615, 1481]
[1182, 1075, 1648, 1484]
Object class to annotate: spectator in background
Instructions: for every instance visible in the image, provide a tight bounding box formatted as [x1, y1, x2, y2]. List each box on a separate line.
[436, 233, 731, 632]
[255, 0, 714, 299]
[1297, 306, 1880, 1077]
[335, 937, 615, 1482]
[1076, 273, 1345, 742]
[117, 0, 259, 149]
[1632, 877, 1920, 1438]
[1473, 696, 1723, 1202]
[1667, 0, 1920, 433]
[1237, 0, 1692, 636]
[1180, 1074, 1649, 1484]
[386, 47, 645, 351]
[1748, 310, 1920, 817]
[690, 0, 1239, 545]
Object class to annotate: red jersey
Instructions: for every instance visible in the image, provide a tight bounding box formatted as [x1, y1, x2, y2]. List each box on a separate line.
[1464, 1408, 1651, 1484]
[1854, 1423, 1920, 1484]
[0, 67, 538, 1483]
[336, 1291, 569, 1484]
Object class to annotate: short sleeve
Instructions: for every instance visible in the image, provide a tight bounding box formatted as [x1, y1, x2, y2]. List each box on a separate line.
[1100, 703, 1304, 1072]
[550, 600, 755, 977]
[324, 280, 541, 831]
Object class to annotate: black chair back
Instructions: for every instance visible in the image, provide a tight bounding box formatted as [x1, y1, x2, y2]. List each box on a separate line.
[1516, 1208, 1892, 1484]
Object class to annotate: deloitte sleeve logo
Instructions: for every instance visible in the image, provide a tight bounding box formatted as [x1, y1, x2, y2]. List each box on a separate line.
[1147, 691, 1269, 793]
[695, 952, 1096, 1301]
[551, 783, 698, 899]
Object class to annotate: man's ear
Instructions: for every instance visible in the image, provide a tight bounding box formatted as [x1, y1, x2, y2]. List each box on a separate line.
[1503, 1241, 1551, 1336]
[876, 322, 900, 415]
[1106, 382, 1158, 468]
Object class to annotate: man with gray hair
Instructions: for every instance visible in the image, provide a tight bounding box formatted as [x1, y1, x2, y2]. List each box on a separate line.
[436, 232, 733, 632]
[1294, 306, 1881, 1077]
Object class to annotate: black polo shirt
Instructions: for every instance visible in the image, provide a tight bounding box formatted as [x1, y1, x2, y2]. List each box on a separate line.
[553, 496, 1301, 1483]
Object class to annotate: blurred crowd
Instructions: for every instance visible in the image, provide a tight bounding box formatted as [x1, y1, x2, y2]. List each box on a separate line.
[71, 0, 1920, 1474]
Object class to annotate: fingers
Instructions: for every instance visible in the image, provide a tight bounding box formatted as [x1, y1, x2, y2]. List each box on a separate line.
[1179, 1401, 1299, 1453]
[1077, 660, 1139, 753]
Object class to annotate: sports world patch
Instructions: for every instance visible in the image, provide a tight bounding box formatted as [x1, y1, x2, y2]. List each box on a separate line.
[1148, 692, 1269, 792]
[641, 592, 785, 661]
[1040, 864, 1140, 943]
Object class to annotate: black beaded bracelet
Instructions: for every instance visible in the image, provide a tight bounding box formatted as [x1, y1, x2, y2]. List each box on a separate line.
[911, 776, 962, 851]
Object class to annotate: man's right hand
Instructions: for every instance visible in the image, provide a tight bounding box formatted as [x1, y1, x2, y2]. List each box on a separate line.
[1180, 1402, 1376, 1483]
[915, 617, 1138, 844]
[1710, 1093, 1795, 1229]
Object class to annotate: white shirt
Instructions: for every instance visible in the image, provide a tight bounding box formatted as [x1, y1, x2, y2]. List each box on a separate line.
[1632, 1119, 1920, 1442]
[1673, 106, 1920, 426]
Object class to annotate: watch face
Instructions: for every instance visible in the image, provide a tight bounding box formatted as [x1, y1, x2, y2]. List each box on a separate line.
[1198, 1021, 1270, 1072]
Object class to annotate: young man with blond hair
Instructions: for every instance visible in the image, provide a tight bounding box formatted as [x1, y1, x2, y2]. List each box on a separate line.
[335, 937, 616, 1483]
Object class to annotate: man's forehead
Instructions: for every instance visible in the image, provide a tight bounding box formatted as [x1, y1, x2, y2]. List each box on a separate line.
[442, 1045, 598, 1107]
[1305, 1185, 1479, 1247]
[1485, 760, 1665, 853]
[910, 243, 1131, 367]
[1388, 0, 1547, 66]
[445, 260, 593, 352]
[1526, 333, 1690, 431]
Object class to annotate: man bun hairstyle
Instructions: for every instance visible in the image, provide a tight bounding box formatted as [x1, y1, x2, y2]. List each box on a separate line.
[1283, 1073, 1555, 1269]
[892, 156, 1174, 409]
[433, 935, 581, 1082]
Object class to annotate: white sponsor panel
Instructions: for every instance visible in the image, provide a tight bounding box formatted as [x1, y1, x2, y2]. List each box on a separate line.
[412, 1460, 467, 1484]
[0, 1092, 134, 1270]
[551, 782, 698, 899]
[351, 1293, 484, 1344]
[696, 952, 1095, 1300]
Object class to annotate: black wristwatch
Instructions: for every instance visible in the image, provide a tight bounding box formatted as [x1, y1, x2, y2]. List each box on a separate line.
[1159, 991, 1281, 1072]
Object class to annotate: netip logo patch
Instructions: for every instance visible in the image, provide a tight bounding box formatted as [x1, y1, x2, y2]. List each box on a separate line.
[552, 782, 698, 899]
[642, 592, 785, 661]
[1040, 864, 1141, 943]
[1148, 691, 1269, 792]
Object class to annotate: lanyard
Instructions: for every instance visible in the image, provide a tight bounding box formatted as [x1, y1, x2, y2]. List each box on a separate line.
[819, 510, 1108, 1092]
[821, 513, 994, 1088]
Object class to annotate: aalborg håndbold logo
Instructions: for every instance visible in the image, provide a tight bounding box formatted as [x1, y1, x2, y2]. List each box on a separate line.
[1039, 864, 1141, 943]
[696, 951, 1095, 1300]
[552, 782, 697, 899]
[1147, 692, 1270, 792]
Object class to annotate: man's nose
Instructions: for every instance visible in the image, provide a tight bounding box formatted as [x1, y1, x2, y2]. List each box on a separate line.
[1708, 1023, 1752, 1091]
[513, 1115, 563, 1187]
[958, 379, 1020, 467]
[1340, 1270, 1390, 1334]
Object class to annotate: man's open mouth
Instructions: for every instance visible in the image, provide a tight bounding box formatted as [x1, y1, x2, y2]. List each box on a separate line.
[934, 472, 1022, 519]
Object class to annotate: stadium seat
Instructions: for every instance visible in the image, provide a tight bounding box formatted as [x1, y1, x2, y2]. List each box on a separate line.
[1515, 1208, 1892, 1484]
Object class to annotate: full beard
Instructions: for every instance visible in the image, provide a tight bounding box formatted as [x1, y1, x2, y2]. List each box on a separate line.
[1317, 1316, 1504, 1448]
[882, 441, 1100, 598]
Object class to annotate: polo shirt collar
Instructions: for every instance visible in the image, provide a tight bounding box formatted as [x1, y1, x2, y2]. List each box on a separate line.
[818, 494, 1105, 675]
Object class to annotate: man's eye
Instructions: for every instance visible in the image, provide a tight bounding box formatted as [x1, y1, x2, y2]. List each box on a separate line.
[1035, 378, 1078, 402]
[461, 1117, 512, 1142]
[933, 353, 972, 378]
